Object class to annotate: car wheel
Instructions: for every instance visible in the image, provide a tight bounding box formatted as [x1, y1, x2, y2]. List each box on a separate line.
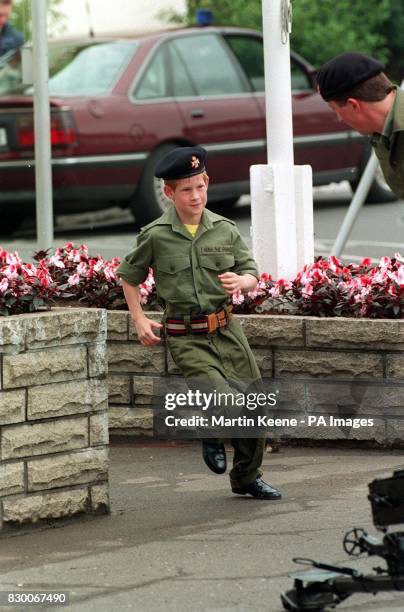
[131, 144, 178, 227]
[350, 156, 397, 204]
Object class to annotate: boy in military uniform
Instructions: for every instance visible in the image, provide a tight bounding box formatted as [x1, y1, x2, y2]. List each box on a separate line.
[117, 146, 281, 500]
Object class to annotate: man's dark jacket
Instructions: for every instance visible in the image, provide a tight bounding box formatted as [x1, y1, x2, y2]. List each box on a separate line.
[372, 87, 404, 200]
[0, 22, 24, 56]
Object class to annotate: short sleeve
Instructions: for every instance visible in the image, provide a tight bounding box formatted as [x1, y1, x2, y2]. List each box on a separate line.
[232, 228, 259, 279]
[116, 230, 153, 286]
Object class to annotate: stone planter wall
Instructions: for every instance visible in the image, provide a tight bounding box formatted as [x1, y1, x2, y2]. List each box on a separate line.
[0, 309, 109, 531]
[107, 311, 404, 445]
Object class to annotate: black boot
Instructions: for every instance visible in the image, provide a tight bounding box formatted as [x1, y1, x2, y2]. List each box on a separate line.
[202, 441, 227, 474]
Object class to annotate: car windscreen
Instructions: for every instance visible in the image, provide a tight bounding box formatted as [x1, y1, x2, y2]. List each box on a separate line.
[0, 41, 137, 96]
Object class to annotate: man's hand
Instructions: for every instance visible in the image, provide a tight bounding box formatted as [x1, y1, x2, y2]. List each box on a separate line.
[218, 272, 257, 295]
[134, 315, 163, 346]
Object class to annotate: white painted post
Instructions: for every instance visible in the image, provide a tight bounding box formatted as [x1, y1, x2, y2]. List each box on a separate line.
[32, 0, 54, 250]
[251, 0, 313, 278]
[331, 152, 378, 257]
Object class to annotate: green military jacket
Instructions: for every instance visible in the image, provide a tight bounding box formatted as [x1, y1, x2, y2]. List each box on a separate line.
[117, 205, 259, 317]
[371, 87, 404, 199]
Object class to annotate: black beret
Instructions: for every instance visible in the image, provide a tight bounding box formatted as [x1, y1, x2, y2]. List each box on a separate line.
[155, 146, 207, 180]
[316, 52, 385, 101]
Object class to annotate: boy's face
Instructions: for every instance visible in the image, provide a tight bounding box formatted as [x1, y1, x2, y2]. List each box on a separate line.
[164, 172, 209, 224]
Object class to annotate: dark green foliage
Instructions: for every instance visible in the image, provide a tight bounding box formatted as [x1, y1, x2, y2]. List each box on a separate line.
[10, 0, 66, 40]
[161, 0, 402, 80]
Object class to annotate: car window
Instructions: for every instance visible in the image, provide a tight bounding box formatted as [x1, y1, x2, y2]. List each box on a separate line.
[135, 45, 169, 100]
[224, 36, 264, 92]
[171, 34, 246, 96]
[48, 42, 137, 95]
[0, 42, 137, 96]
[168, 43, 197, 98]
[225, 35, 311, 92]
[290, 61, 311, 90]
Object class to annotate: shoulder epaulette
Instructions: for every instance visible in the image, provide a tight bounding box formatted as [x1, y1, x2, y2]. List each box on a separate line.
[206, 209, 236, 225]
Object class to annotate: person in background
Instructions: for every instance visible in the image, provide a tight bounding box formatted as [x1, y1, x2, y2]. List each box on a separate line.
[0, 0, 24, 57]
[316, 52, 404, 200]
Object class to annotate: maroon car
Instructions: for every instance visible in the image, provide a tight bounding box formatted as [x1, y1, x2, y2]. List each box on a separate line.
[0, 26, 394, 235]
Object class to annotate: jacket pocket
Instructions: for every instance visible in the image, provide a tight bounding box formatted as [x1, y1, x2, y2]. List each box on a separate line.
[200, 253, 235, 271]
[154, 256, 193, 301]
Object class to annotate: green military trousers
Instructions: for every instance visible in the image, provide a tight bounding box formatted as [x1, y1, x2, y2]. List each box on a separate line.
[167, 317, 265, 489]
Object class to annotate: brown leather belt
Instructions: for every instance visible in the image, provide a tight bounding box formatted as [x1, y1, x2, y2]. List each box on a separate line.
[165, 305, 233, 336]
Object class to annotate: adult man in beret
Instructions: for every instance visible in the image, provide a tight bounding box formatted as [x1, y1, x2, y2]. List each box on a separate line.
[316, 52, 404, 199]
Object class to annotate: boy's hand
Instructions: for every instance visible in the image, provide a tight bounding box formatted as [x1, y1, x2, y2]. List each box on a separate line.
[218, 272, 249, 295]
[133, 315, 163, 346]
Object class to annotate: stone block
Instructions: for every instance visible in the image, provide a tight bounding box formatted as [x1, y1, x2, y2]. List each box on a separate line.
[89, 413, 109, 446]
[109, 406, 153, 434]
[0, 389, 26, 425]
[252, 349, 273, 377]
[27, 447, 108, 492]
[306, 317, 404, 349]
[1, 417, 88, 460]
[27, 379, 107, 420]
[306, 381, 404, 418]
[132, 375, 162, 405]
[106, 311, 129, 340]
[108, 343, 165, 374]
[386, 355, 404, 381]
[108, 375, 131, 405]
[3, 346, 88, 389]
[25, 309, 106, 349]
[265, 380, 307, 417]
[237, 314, 304, 347]
[0, 462, 24, 497]
[2, 487, 90, 524]
[88, 342, 107, 378]
[385, 419, 404, 444]
[90, 482, 110, 513]
[275, 350, 383, 380]
[0, 317, 25, 354]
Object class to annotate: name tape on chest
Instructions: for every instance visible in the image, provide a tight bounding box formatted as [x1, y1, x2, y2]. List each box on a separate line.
[200, 246, 233, 254]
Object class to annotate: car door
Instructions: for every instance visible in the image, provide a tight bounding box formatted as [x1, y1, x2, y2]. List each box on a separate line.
[168, 32, 263, 196]
[223, 33, 356, 183]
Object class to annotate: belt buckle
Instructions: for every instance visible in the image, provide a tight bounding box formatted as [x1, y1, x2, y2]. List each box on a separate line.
[217, 310, 227, 328]
[207, 312, 218, 333]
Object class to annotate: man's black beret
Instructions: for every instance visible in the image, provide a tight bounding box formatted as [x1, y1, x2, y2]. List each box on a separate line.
[316, 52, 385, 101]
[155, 146, 207, 180]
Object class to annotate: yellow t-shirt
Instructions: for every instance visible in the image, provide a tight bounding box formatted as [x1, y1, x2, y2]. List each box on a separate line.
[184, 224, 199, 237]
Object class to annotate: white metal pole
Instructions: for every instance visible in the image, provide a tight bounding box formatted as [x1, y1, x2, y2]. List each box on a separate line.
[262, 1, 294, 168]
[251, 0, 313, 279]
[32, 0, 54, 250]
[331, 152, 378, 257]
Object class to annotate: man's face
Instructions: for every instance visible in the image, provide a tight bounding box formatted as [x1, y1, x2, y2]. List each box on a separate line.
[327, 99, 376, 135]
[0, 4, 12, 28]
[164, 173, 209, 224]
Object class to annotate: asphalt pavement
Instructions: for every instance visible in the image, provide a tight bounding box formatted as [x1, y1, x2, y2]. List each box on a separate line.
[0, 441, 403, 612]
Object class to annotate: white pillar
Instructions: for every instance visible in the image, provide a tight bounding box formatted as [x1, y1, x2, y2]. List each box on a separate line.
[32, 0, 54, 250]
[251, 0, 313, 279]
